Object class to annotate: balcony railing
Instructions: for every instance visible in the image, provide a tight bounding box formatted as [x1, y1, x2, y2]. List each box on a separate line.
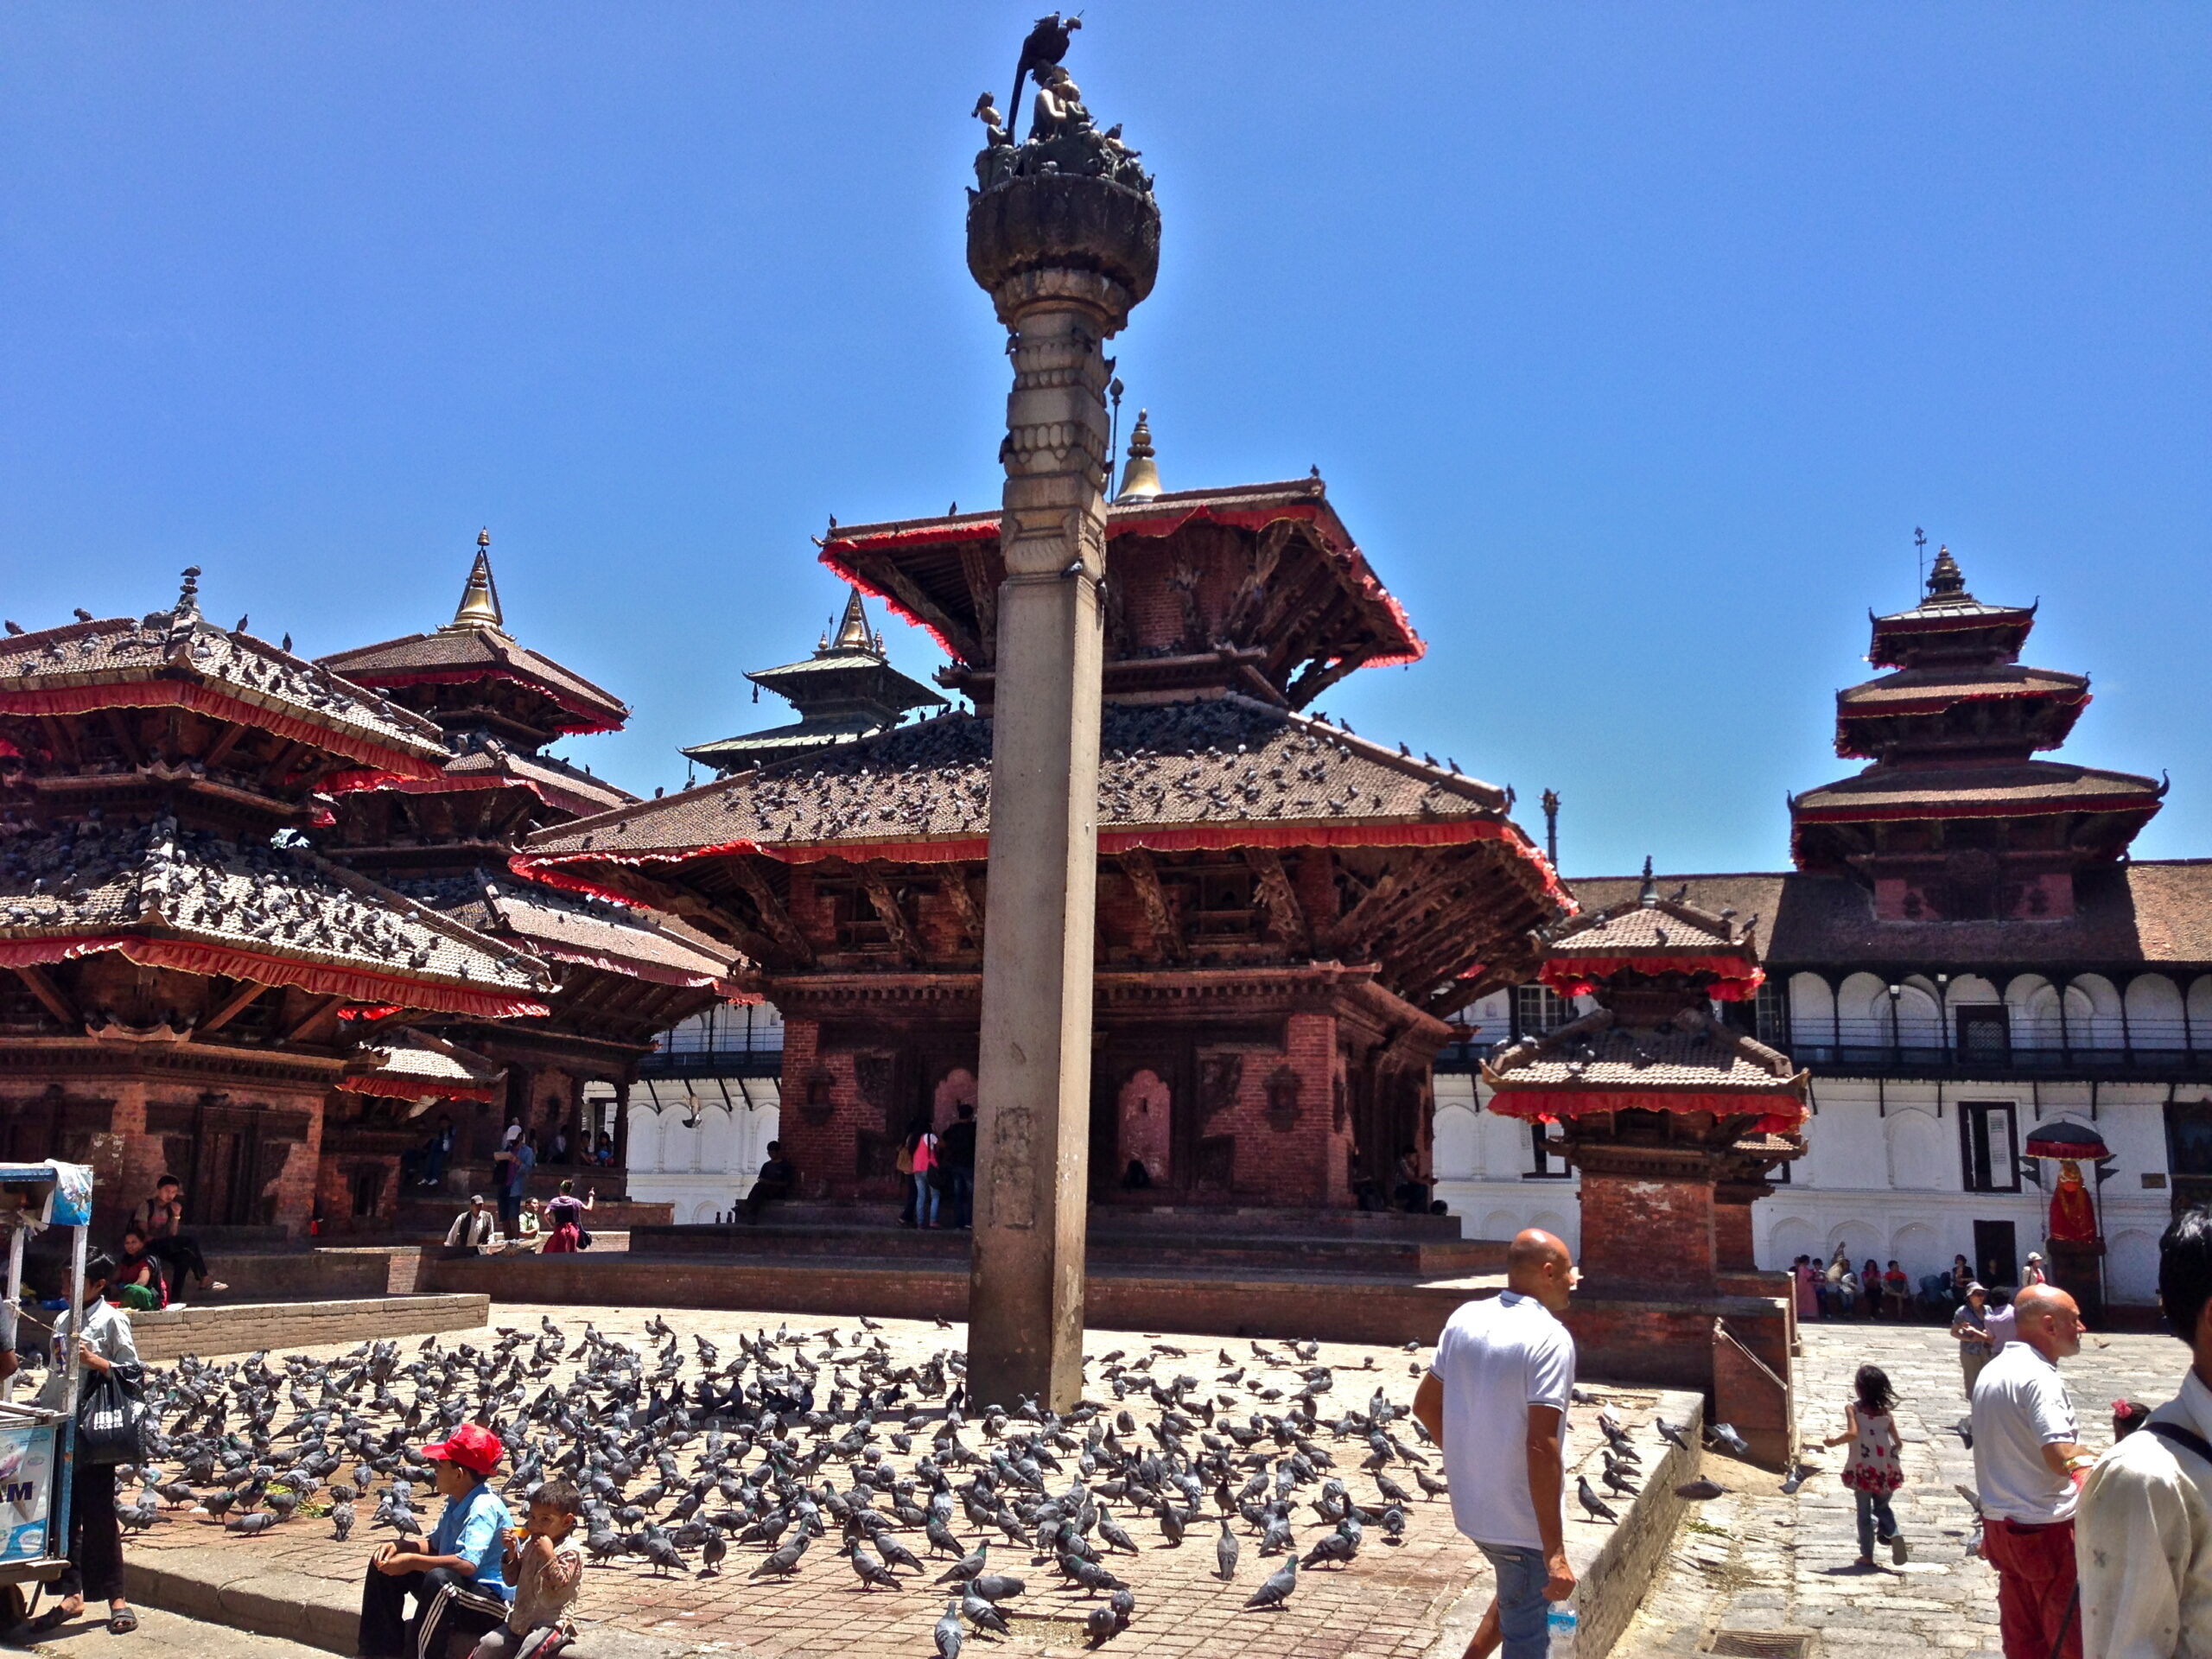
[637, 1044, 783, 1084]
[1788, 1017, 2212, 1078]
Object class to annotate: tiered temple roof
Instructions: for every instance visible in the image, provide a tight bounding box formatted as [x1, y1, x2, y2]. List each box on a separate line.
[0, 571, 550, 1025]
[315, 543, 743, 1058]
[1792, 549, 2164, 916]
[320, 537, 629, 745]
[683, 591, 946, 776]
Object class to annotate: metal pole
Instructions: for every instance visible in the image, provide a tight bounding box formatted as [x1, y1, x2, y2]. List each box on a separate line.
[52, 1217, 86, 1567]
[0, 1224, 23, 1408]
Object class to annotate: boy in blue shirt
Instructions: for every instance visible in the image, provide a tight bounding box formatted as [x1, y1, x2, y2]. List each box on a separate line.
[359, 1423, 514, 1659]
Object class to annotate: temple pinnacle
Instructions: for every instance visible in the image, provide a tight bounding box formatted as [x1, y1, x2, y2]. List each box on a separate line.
[830, 589, 876, 654]
[1115, 408, 1162, 502]
[1637, 854, 1657, 906]
[448, 531, 505, 632]
[1924, 542, 1967, 602]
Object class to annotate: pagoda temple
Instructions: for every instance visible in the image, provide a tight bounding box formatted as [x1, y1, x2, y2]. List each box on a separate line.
[1791, 544, 2164, 919]
[517, 459, 1570, 1209]
[314, 538, 745, 1222]
[0, 569, 550, 1236]
[683, 590, 945, 778]
[1483, 862, 1808, 1294]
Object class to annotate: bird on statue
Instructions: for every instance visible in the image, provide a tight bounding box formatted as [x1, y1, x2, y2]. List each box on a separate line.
[1009, 12, 1081, 132]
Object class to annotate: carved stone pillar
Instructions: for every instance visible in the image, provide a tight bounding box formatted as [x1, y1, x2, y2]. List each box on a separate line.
[963, 112, 1159, 1408]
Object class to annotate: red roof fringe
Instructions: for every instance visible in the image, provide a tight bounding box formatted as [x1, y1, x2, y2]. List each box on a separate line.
[1793, 791, 2158, 825]
[334, 667, 623, 736]
[0, 935, 550, 1020]
[1539, 957, 1764, 1001]
[1484, 1089, 1805, 1135]
[321, 766, 612, 817]
[0, 681, 447, 779]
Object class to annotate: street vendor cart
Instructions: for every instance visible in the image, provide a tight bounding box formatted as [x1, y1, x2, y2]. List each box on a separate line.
[0, 1161, 97, 1592]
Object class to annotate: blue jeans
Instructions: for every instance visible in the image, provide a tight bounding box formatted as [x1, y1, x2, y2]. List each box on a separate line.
[913, 1173, 939, 1227]
[1855, 1490, 1897, 1558]
[1476, 1541, 1552, 1659]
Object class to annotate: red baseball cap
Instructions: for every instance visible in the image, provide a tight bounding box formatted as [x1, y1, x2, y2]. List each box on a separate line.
[422, 1423, 503, 1476]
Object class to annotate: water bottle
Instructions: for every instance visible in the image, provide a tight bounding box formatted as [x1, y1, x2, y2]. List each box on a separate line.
[1546, 1604, 1578, 1659]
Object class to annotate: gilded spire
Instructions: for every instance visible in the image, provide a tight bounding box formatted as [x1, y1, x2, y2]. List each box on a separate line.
[1637, 854, 1657, 907]
[1924, 542, 1967, 602]
[447, 529, 505, 632]
[829, 589, 877, 655]
[1114, 408, 1161, 502]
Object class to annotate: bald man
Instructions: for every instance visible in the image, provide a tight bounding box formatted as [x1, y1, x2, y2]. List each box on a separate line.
[1414, 1229, 1579, 1659]
[1972, 1282, 2092, 1659]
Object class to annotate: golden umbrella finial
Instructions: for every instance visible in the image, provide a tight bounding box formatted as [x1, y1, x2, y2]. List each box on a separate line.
[1115, 408, 1161, 503]
[447, 529, 505, 631]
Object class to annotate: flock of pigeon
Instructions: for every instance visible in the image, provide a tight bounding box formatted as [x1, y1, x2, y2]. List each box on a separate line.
[105, 1313, 1692, 1656]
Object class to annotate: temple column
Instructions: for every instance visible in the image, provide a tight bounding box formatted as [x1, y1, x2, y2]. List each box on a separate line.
[964, 122, 1159, 1408]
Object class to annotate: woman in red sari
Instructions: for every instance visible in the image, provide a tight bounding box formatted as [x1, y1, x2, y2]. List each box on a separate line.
[540, 1180, 594, 1254]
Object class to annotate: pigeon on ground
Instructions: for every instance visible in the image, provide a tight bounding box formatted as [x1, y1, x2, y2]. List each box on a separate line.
[960, 1585, 1012, 1636]
[938, 1541, 988, 1584]
[750, 1538, 806, 1579]
[1084, 1606, 1119, 1647]
[934, 1599, 964, 1659]
[849, 1544, 903, 1591]
[1655, 1418, 1691, 1452]
[698, 1529, 726, 1576]
[1674, 1478, 1728, 1501]
[969, 1572, 1026, 1604]
[1243, 1556, 1298, 1611]
[1575, 1478, 1618, 1523]
[1215, 1516, 1239, 1580]
[332, 1507, 355, 1541]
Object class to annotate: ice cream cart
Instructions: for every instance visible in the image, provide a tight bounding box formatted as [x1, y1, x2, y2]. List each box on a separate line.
[0, 1162, 96, 1590]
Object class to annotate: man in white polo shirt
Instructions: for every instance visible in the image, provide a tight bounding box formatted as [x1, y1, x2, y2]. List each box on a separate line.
[1973, 1283, 2093, 1659]
[1414, 1229, 1578, 1659]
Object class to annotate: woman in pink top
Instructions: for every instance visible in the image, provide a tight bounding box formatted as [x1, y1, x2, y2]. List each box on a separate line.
[1793, 1256, 1821, 1320]
[911, 1125, 941, 1229]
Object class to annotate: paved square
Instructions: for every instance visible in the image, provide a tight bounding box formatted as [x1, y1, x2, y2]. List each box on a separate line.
[120, 1302, 1669, 1659]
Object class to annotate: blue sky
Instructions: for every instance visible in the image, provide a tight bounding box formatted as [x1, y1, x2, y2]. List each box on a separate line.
[3, 5, 2205, 876]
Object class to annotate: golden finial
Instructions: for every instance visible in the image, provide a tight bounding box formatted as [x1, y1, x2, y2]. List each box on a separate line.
[830, 589, 875, 653]
[446, 530, 505, 631]
[1115, 408, 1161, 502]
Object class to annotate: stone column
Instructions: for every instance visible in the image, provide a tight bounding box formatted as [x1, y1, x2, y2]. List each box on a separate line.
[965, 154, 1159, 1408]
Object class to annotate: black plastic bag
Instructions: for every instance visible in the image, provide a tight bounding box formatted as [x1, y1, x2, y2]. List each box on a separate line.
[77, 1365, 147, 1466]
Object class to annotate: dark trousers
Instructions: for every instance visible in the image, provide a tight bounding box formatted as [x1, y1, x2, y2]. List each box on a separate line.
[359, 1563, 506, 1659]
[143, 1236, 208, 1291]
[742, 1179, 791, 1220]
[497, 1196, 521, 1236]
[54, 1459, 122, 1605]
[949, 1168, 974, 1229]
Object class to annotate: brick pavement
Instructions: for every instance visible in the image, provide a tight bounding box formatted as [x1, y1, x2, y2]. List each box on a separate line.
[1616, 1317, 2185, 1656]
[116, 1302, 1681, 1659]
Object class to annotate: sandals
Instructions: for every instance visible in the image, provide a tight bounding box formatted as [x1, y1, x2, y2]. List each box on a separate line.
[108, 1607, 137, 1635]
[28, 1605, 75, 1634]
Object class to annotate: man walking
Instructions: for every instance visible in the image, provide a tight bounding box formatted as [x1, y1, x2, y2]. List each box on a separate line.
[1973, 1283, 2094, 1659]
[1413, 1229, 1579, 1659]
[2076, 1205, 2212, 1655]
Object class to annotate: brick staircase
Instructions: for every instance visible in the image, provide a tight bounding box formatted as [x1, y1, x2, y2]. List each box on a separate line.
[629, 1202, 1497, 1281]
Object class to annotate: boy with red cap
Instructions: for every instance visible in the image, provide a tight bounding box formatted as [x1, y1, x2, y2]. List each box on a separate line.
[359, 1422, 515, 1659]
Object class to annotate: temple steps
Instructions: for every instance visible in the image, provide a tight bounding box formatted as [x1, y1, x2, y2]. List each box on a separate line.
[630, 1202, 1497, 1279]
